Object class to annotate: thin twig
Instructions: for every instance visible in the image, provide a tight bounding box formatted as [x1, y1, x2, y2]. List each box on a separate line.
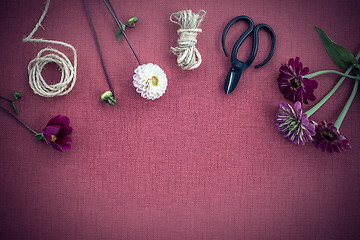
[0, 95, 12, 103]
[0, 104, 37, 135]
[85, 0, 115, 98]
[103, 0, 142, 65]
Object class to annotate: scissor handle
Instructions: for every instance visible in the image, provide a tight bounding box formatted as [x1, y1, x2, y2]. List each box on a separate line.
[222, 16, 254, 60]
[222, 16, 276, 70]
[252, 24, 276, 69]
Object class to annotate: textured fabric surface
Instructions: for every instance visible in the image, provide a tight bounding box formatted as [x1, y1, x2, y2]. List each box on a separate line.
[0, 0, 359, 239]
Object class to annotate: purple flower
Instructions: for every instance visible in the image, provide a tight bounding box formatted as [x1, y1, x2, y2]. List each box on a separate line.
[278, 57, 318, 104]
[42, 115, 72, 152]
[313, 121, 351, 153]
[276, 101, 316, 145]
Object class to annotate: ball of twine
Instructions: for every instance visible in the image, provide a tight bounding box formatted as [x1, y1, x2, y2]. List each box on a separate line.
[23, 0, 77, 97]
[170, 10, 206, 70]
[27, 47, 76, 97]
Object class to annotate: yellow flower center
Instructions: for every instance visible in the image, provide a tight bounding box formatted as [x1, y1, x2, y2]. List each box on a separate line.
[320, 128, 338, 143]
[51, 135, 57, 142]
[289, 77, 301, 90]
[151, 76, 159, 86]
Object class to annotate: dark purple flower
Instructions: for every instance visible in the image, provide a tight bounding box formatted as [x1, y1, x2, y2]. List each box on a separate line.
[42, 115, 72, 152]
[278, 57, 318, 104]
[313, 121, 351, 153]
[276, 101, 316, 145]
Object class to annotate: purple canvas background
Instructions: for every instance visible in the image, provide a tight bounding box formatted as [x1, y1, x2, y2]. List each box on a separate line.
[0, 0, 359, 239]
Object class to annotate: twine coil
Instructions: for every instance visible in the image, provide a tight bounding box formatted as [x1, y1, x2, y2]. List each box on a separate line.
[170, 10, 206, 70]
[23, 0, 77, 97]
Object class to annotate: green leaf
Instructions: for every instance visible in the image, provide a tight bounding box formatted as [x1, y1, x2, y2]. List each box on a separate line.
[116, 22, 126, 42]
[116, 28, 123, 42]
[12, 102, 18, 115]
[315, 27, 358, 70]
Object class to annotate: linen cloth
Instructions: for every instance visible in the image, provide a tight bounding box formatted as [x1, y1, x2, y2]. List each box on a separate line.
[0, 0, 359, 239]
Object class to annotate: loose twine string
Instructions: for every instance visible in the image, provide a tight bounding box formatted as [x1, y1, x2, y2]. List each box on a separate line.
[170, 10, 206, 70]
[23, 0, 77, 97]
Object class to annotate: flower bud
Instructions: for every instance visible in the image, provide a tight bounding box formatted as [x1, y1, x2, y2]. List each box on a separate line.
[13, 91, 22, 99]
[101, 91, 117, 105]
[128, 16, 139, 26]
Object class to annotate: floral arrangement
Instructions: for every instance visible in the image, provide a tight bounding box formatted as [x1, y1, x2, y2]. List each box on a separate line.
[85, 0, 167, 105]
[276, 27, 360, 153]
[2, 3, 358, 154]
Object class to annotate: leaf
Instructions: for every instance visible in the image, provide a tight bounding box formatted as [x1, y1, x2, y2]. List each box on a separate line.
[315, 27, 358, 70]
[12, 102, 18, 115]
[116, 29, 123, 42]
[116, 22, 126, 42]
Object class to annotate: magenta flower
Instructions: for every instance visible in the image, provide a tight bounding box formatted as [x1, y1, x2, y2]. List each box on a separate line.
[276, 101, 316, 145]
[42, 115, 72, 152]
[278, 57, 318, 104]
[313, 121, 351, 153]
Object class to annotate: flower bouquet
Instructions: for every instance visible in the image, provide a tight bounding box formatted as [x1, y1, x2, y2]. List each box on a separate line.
[276, 27, 360, 153]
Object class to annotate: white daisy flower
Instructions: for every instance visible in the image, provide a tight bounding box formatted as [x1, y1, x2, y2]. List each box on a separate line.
[133, 63, 168, 100]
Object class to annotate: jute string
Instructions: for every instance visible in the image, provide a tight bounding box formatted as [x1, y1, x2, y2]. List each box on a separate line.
[170, 10, 206, 70]
[23, 0, 77, 97]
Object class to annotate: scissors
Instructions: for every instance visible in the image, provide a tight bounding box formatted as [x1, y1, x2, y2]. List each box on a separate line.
[222, 16, 276, 94]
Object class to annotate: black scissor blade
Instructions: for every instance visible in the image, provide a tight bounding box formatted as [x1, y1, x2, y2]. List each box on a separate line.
[224, 67, 242, 94]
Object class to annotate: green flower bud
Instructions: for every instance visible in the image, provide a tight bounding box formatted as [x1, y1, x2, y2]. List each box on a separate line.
[101, 91, 113, 101]
[128, 16, 139, 26]
[14, 91, 21, 99]
[101, 91, 117, 105]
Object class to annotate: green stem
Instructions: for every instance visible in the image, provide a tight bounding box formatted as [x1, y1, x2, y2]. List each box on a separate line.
[1, 95, 20, 115]
[305, 51, 360, 117]
[0, 104, 38, 135]
[304, 70, 360, 80]
[0, 95, 13, 102]
[334, 78, 359, 130]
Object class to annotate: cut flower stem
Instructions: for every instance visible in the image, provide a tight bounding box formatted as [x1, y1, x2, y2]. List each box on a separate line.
[304, 70, 360, 80]
[0, 95, 13, 102]
[0, 104, 38, 135]
[102, 0, 142, 65]
[305, 51, 360, 117]
[334, 78, 359, 129]
[85, 0, 115, 99]
[0, 93, 21, 115]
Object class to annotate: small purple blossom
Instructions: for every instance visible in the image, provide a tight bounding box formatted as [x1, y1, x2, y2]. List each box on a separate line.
[43, 115, 72, 152]
[278, 57, 318, 104]
[313, 121, 351, 153]
[276, 101, 316, 145]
